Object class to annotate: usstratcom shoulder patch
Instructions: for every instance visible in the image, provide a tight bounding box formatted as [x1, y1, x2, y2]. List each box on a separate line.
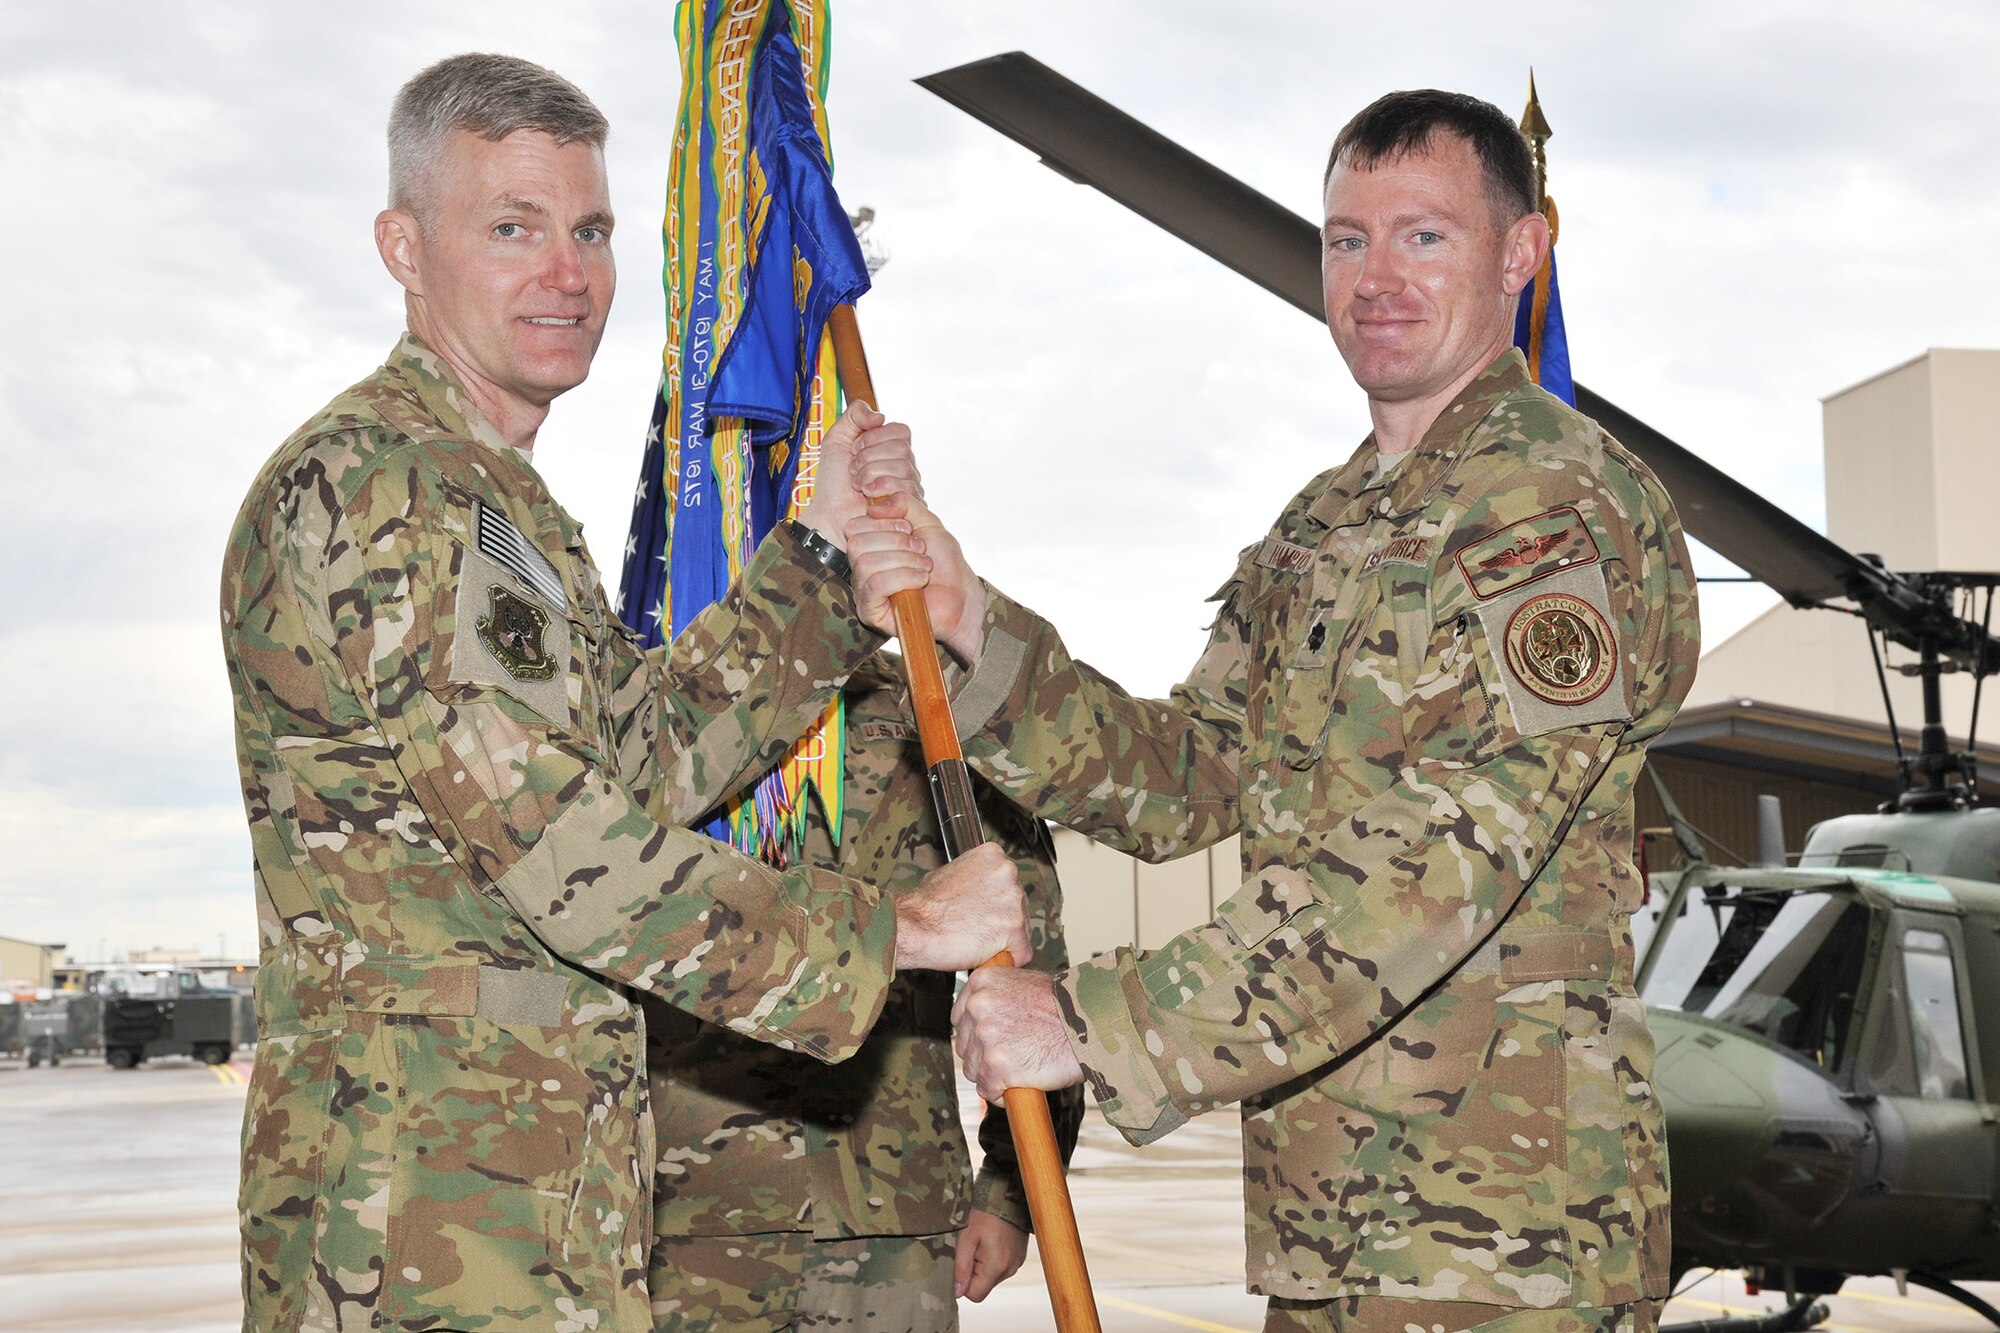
[1504, 590, 1616, 706]
[477, 502, 568, 614]
[1454, 505, 1598, 600]
[1466, 561, 1631, 737]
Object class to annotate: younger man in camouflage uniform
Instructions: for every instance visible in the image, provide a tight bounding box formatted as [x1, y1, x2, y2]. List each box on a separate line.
[220, 55, 1026, 1333]
[645, 653, 1085, 1331]
[933, 91, 1702, 1333]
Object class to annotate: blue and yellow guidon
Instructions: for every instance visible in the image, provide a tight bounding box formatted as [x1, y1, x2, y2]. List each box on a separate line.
[621, 0, 872, 865]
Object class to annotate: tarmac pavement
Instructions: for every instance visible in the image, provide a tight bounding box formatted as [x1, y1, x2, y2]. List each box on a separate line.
[1, 1056, 1993, 1332]
[0, 1055, 245, 1331]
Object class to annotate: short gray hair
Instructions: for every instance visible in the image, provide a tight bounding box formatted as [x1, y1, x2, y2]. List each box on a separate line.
[387, 53, 609, 224]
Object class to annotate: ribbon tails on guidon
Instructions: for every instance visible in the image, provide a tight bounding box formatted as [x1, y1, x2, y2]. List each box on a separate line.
[619, 0, 872, 865]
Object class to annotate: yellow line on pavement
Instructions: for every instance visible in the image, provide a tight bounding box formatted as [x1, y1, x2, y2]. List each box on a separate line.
[1672, 1284, 1992, 1326]
[1097, 1294, 1253, 1333]
[1664, 1294, 1899, 1333]
[210, 1063, 246, 1085]
[1837, 1286, 1987, 1315]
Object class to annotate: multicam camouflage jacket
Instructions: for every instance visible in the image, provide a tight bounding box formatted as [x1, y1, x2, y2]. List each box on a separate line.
[952, 351, 1699, 1310]
[645, 653, 1083, 1244]
[219, 336, 897, 1333]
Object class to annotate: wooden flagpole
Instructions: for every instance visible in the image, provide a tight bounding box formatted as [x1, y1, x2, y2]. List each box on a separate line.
[827, 302, 1102, 1333]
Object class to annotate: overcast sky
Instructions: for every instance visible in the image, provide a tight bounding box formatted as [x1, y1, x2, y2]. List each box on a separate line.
[4, 0, 1997, 961]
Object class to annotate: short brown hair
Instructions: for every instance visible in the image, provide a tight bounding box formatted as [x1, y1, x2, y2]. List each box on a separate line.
[387, 53, 609, 224]
[1325, 89, 1536, 227]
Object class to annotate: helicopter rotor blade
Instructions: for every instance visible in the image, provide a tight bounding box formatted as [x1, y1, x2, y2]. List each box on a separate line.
[918, 51, 2000, 674]
[1570, 388, 1861, 607]
[916, 53, 1323, 327]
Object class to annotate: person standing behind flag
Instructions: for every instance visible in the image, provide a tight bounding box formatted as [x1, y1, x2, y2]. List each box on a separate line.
[872, 88, 1699, 1333]
[644, 652, 1085, 1332]
[622, 10, 1083, 1326]
[219, 53, 1029, 1333]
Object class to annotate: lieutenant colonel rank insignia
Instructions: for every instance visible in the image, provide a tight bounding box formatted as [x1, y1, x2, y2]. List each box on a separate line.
[1505, 591, 1616, 705]
[477, 585, 559, 681]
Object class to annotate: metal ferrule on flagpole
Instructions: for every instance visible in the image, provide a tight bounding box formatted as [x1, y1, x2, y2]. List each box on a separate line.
[828, 301, 1104, 1333]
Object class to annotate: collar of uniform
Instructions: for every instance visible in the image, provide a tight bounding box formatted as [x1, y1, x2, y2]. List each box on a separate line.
[383, 333, 589, 555]
[384, 332, 518, 461]
[1371, 348, 1533, 521]
[1301, 445, 1384, 530]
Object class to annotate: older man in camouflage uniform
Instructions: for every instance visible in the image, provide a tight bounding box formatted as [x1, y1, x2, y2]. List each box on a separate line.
[924, 90, 1701, 1333]
[645, 653, 1085, 1331]
[220, 55, 1027, 1333]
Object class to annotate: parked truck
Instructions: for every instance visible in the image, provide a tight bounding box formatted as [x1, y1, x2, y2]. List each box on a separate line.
[97, 967, 244, 1068]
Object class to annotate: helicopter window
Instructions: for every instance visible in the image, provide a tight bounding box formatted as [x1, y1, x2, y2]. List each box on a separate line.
[1902, 931, 1971, 1099]
[1689, 892, 1870, 1068]
[1834, 845, 1890, 869]
[1638, 894, 1735, 1011]
[1864, 927, 1974, 1099]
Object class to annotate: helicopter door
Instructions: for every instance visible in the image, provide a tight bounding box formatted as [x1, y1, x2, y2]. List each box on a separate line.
[1850, 913, 1994, 1266]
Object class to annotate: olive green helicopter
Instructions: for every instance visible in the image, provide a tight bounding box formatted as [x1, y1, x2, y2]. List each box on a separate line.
[917, 53, 2000, 1331]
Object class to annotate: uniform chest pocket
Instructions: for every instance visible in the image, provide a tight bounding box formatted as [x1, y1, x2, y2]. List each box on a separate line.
[1258, 574, 1386, 771]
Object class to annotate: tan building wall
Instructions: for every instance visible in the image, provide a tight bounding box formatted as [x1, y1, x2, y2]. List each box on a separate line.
[1051, 828, 1243, 963]
[0, 936, 64, 989]
[1824, 349, 2000, 576]
[1692, 348, 2000, 730]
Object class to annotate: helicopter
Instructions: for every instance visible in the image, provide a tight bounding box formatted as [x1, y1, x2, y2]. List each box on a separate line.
[915, 52, 2000, 1331]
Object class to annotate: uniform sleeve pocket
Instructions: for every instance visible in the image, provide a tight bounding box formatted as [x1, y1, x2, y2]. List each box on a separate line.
[433, 537, 572, 729]
[1213, 866, 1323, 949]
[1462, 562, 1632, 749]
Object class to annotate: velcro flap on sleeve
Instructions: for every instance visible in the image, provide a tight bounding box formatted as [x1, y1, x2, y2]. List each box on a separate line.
[448, 541, 570, 728]
[1214, 864, 1323, 949]
[1497, 925, 1617, 983]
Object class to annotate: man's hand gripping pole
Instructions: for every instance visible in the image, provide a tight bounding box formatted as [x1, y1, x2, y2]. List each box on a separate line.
[828, 304, 1101, 1333]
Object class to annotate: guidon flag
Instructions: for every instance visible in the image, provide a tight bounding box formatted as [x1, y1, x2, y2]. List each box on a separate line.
[1513, 72, 1573, 405]
[618, 0, 872, 864]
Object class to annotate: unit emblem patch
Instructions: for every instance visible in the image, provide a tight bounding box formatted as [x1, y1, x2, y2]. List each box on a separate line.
[1505, 591, 1615, 705]
[478, 585, 559, 681]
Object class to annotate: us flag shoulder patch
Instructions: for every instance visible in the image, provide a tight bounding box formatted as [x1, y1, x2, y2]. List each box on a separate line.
[477, 502, 568, 614]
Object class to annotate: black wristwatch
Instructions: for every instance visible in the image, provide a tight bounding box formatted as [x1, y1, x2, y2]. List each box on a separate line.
[791, 520, 852, 582]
